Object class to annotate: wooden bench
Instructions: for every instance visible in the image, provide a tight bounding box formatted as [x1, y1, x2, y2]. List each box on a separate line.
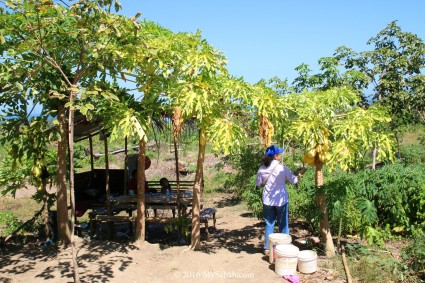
[146, 180, 195, 194]
[146, 180, 196, 217]
[200, 208, 217, 240]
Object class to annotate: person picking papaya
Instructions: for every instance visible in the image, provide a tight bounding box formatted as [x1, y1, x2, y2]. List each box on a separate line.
[256, 144, 306, 255]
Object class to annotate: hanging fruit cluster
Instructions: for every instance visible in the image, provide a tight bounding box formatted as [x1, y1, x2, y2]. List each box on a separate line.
[302, 136, 332, 166]
[31, 162, 44, 190]
[266, 122, 274, 147]
[173, 107, 184, 138]
[259, 115, 274, 148]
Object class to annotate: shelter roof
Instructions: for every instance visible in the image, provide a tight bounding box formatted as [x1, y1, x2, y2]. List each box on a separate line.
[74, 112, 103, 142]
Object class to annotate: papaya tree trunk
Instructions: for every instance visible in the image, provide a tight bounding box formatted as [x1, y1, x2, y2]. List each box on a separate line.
[56, 104, 71, 244]
[372, 146, 377, 170]
[315, 160, 335, 256]
[173, 107, 183, 219]
[134, 139, 147, 246]
[190, 129, 205, 250]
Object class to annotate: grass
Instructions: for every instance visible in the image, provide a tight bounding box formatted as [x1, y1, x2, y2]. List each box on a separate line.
[0, 196, 40, 221]
[349, 253, 402, 282]
[400, 124, 424, 146]
[319, 247, 405, 283]
[320, 255, 344, 279]
[0, 195, 40, 237]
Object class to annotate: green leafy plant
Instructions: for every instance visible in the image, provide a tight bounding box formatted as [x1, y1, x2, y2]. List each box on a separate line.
[400, 144, 425, 165]
[225, 146, 264, 218]
[401, 235, 425, 281]
[241, 184, 263, 219]
[0, 212, 23, 237]
[164, 215, 192, 242]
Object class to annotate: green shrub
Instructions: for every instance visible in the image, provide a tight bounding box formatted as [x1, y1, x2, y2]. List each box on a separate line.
[401, 235, 425, 281]
[224, 146, 264, 218]
[400, 144, 425, 165]
[0, 211, 23, 237]
[287, 169, 318, 228]
[354, 163, 425, 236]
[241, 180, 263, 219]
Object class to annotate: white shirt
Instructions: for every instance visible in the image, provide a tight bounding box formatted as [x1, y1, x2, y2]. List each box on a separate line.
[256, 160, 299, 206]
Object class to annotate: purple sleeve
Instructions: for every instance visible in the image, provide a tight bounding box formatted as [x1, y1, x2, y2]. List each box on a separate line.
[256, 171, 263, 186]
[285, 167, 298, 184]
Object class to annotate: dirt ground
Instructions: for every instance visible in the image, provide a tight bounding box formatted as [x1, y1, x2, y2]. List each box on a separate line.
[0, 151, 347, 283]
[0, 189, 348, 283]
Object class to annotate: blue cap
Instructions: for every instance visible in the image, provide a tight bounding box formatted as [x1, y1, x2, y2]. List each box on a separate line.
[265, 145, 284, 157]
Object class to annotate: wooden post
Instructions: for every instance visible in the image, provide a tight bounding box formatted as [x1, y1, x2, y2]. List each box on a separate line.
[89, 134, 94, 173]
[124, 137, 128, 195]
[103, 131, 112, 240]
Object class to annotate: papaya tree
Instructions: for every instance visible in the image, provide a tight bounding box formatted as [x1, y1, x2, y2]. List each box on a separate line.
[166, 34, 229, 250]
[94, 83, 157, 245]
[284, 87, 394, 256]
[251, 81, 293, 149]
[0, 0, 142, 247]
[95, 21, 232, 247]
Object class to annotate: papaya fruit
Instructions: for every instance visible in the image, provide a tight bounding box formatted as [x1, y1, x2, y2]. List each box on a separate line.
[302, 154, 315, 166]
[307, 148, 316, 159]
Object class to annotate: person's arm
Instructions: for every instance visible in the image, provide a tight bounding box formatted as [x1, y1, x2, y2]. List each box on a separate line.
[292, 167, 307, 184]
[256, 171, 264, 187]
[295, 167, 307, 181]
[285, 166, 300, 184]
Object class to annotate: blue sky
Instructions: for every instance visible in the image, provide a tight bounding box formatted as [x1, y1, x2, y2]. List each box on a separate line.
[119, 0, 425, 84]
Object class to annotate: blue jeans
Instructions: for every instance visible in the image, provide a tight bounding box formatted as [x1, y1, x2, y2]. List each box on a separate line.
[263, 203, 289, 250]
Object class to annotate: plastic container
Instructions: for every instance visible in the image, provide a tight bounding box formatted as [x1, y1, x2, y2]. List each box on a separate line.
[297, 250, 317, 274]
[275, 244, 299, 276]
[268, 233, 292, 263]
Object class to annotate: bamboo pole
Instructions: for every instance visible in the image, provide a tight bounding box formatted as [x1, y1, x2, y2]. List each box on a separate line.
[124, 137, 128, 195]
[341, 245, 353, 283]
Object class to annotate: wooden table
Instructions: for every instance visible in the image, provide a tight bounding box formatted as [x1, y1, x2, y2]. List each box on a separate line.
[111, 193, 193, 217]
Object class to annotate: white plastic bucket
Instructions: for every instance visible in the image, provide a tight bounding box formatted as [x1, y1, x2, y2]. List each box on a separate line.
[268, 233, 292, 263]
[297, 250, 318, 273]
[275, 244, 299, 276]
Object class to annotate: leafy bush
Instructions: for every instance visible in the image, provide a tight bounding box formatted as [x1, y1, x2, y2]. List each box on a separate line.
[401, 235, 425, 281]
[287, 170, 319, 228]
[354, 163, 425, 236]
[241, 180, 263, 219]
[0, 155, 29, 197]
[225, 146, 264, 218]
[400, 144, 425, 165]
[0, 212, 23, 237]
[204, 167, 232, 193]
[164, 215, 192, 242]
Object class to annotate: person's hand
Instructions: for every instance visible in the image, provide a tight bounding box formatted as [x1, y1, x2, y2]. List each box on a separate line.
[298, 167, 307, 175]
[295, 167, 307, 177]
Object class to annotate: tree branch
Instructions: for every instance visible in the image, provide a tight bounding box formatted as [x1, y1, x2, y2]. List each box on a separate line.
[16, 6, 73, 87]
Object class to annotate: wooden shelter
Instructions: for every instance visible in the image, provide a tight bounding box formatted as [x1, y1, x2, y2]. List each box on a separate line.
[72, 113, 201, 242]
